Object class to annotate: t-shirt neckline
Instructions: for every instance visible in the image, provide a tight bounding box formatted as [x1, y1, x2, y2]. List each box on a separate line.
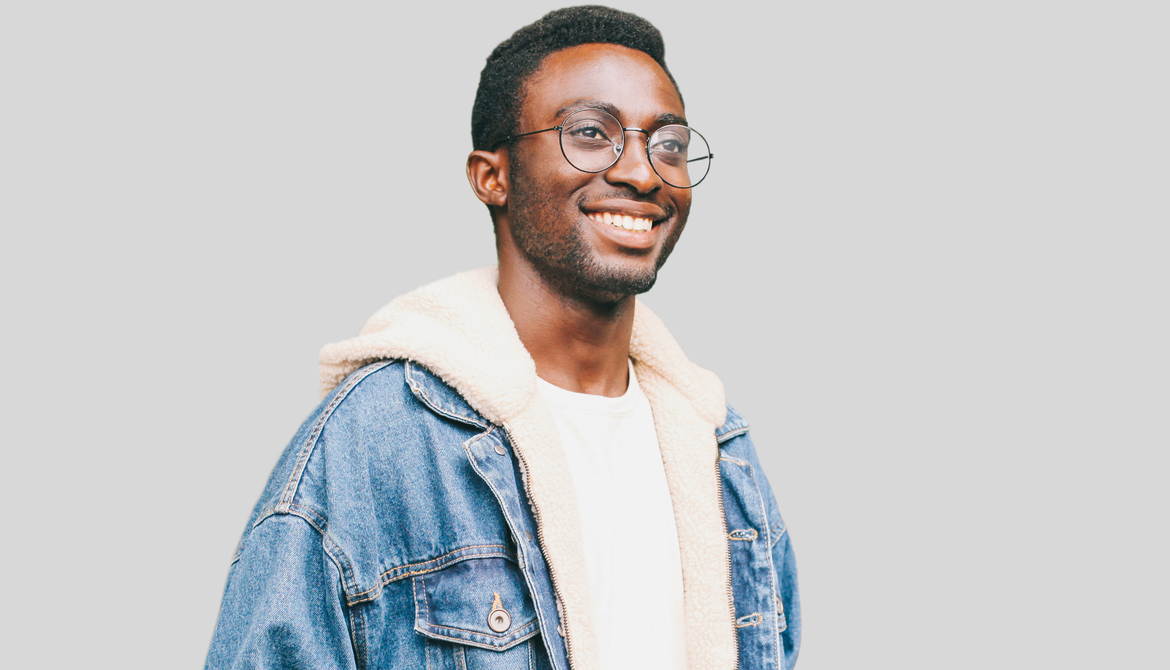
[535, 359, 643, 416]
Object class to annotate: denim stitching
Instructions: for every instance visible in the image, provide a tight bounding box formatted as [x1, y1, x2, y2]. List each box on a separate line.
[241, 511, 367, 641]
[288, 503, 328, 530]
[771, 520, 788, 548]
[345, 544, 512, 605]
[379, 544, 510, 581]
[415, 573, 539, 651]
[719, 455, 748, 467]
[245, 511, 348, 587]
[716, 426, 750, 444]
[250, 503, 327, 537]
[461, 428, 565, 662]
[332, 420, 498, 604]
[250, 506, 278, 528]
[414, 626, 540, 652]
[413, 576, 426, 630]
[454, 645, 466, 670]
[740, 458, 788, 657]
[424, 620, 538, 644]
[280, 361, 393, 507]
[421, 574, 431, 624]
[263, 506, 354, 594]
[381, 543, 508, 579]
[405, 361, 489, 429]
[319, 530, 360, 597]
[347, 601, 366, 670]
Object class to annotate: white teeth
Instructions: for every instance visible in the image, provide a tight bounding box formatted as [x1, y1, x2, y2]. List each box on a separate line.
[588, 212, 654, 232]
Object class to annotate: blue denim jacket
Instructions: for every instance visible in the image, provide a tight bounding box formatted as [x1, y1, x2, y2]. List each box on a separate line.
[205, 359, 800, 669]
[207, 267, 800, 669]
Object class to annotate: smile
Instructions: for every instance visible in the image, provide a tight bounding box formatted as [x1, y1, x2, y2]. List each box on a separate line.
[586, 211, 654, 232]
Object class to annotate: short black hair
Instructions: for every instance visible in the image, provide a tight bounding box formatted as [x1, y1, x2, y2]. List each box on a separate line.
[471, 5, 682, 152]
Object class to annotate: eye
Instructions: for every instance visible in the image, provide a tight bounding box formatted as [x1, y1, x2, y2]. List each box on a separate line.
[651, 138, 687, 154]
[650, 128, 689, 155]
[566, 121, 612, 143]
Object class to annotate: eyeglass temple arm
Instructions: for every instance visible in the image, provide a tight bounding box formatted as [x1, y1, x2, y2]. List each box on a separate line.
[490, 126, 562, 150]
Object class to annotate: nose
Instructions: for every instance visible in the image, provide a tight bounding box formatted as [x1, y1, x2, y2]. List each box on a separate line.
[604, 129, 661, 195]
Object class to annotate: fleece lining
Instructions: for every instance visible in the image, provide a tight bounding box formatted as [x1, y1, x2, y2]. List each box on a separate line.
[319, 266, 737, 670]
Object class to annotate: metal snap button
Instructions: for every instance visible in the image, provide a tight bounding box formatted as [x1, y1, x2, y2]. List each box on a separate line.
[494, 444, 506, 455]
[488, 607, 511, 633]
[488, 592, 511, 633]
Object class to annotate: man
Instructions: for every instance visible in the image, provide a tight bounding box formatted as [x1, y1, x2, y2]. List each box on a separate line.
[206, 6, 799, 670]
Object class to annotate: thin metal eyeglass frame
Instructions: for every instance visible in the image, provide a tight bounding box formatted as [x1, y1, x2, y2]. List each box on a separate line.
[489, 111, 714, 188]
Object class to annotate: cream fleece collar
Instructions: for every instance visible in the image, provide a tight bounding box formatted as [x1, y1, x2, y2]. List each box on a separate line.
[319, 266, 737, 670]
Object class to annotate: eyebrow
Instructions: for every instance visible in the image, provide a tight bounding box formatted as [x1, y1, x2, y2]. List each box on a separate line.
[553, 99, 688, 127]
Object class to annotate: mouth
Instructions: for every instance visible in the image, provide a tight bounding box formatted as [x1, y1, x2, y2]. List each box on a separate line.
[585, 211, 654, 232]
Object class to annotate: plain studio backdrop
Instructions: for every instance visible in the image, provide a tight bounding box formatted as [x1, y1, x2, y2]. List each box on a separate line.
[1, 1, 1165, 668]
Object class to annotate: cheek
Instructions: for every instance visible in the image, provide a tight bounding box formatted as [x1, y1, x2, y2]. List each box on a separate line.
[514, 168, 585, 214]
[674, 191, 693, 221]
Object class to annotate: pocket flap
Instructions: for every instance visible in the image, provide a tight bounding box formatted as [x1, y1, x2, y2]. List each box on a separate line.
[412, 557, 540, 651]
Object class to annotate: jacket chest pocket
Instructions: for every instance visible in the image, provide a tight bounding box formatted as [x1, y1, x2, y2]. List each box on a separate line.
[412, 557, 550, 670]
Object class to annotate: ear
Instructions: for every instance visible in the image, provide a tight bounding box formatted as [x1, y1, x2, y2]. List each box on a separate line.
[466, 149, 509, 208]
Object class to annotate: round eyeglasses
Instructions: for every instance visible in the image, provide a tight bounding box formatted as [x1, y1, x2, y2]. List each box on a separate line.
[490, 109, 713, 188]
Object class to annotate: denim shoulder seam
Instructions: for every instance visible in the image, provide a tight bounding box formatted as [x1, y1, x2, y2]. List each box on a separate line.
[251, 501, 329, 533]
[277, 360, 395, 509]
[235, 506, 356, 600]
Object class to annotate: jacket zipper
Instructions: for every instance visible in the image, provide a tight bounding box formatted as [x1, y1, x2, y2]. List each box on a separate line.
[715, 454, 740, 669]
[503, 424, 577, 670]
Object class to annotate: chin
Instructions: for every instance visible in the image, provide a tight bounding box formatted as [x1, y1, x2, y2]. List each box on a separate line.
[552, 262, 660, 304]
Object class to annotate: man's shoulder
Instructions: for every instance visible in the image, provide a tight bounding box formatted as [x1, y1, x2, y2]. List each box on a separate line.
[243, 359, 489, 525]
[716, 403, 751, 444]
[319, 358, 488, 429]
[231, 359, 509, 608]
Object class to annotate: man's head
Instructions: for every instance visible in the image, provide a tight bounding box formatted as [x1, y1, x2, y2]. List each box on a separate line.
[467, 7, 696, 305]
[471, 6, 682, 153]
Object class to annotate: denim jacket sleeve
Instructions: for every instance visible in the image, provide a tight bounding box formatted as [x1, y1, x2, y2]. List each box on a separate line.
[768, 482, 801, 668]
[205, 514, 358, 670]
[718, 405, 802, 670]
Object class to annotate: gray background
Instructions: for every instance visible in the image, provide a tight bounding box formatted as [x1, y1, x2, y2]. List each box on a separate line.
[2, 1, 1166, 668]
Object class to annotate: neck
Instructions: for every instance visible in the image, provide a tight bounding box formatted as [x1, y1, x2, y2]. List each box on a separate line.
[497, 248, 634, 398]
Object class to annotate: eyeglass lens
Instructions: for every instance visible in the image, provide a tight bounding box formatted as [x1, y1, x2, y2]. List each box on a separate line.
[559, 109, 711, 188]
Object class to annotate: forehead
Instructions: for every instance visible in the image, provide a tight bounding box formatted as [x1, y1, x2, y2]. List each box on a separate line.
[521, 43, 684, 126]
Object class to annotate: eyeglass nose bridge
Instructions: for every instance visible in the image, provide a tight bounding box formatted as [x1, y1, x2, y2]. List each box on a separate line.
[610, 126, 651, 160]
[606, 127, 660, 179]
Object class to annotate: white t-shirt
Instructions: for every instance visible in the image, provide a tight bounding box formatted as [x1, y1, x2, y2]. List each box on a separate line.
[537, 361, 687, 669]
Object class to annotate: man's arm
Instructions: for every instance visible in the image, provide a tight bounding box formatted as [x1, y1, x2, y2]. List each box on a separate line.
[726, 420, 803, 668]
[769, 505, 801, 668]
[205, 514, 357, 670]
